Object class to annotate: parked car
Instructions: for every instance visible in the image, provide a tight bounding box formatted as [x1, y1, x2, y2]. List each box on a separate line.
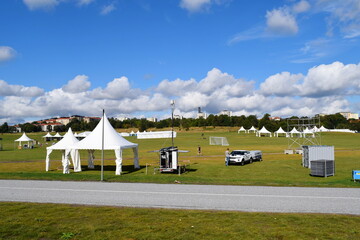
[225, 150, 262, 165]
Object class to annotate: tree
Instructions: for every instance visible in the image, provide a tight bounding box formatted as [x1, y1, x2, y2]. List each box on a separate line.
[0, 122, 9, 133]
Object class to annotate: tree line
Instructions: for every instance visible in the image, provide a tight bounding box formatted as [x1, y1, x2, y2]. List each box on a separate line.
[0, 113, 359, 133]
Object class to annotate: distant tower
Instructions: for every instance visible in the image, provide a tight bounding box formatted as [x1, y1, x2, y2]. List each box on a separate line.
[198, 107, 202, 113]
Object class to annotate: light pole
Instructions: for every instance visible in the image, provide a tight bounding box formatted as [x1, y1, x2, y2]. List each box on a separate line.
[170, 100, 175, 147]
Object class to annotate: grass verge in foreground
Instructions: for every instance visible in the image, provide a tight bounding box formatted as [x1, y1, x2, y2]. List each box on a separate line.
[1, 202, 360, 240]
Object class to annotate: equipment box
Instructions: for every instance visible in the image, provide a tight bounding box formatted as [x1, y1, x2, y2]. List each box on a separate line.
[310, 160, 335, 177]
[352, 170, 360, 181]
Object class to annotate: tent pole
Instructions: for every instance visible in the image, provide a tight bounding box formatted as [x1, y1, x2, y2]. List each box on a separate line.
[101, 109, 105, 181]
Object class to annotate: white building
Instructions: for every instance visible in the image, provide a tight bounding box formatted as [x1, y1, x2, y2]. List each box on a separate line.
[339, 112, 359, 120]
[218, 110, 232, 117]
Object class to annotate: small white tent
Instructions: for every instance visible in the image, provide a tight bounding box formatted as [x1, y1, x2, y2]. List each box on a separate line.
[71, 113, 139, 175]
[274, 127, 288, 137]
[248, 126, 257, 133]
[42, 132, 53, 141]
[237, 126, 247, 133]
[319, 126, 329, 132]
[15, 133, 35, 148]
[290, 127, 302, 137]
[256, 126, 272, 137]
[302, 127, 315, 138]
[46, 128, 80, 174]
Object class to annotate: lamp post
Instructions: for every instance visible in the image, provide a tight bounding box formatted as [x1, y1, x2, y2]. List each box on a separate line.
[170, 100, 175, 147]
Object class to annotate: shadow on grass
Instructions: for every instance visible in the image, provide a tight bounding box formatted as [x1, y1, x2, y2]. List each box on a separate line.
[80, 164, 143, 174]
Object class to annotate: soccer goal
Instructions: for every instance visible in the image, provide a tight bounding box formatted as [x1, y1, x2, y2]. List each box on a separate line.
[209, 136, 229, 146]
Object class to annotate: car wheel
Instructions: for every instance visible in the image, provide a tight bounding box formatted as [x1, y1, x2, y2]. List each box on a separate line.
[249, 158, 253, 163]
[240, 161, 245, 166]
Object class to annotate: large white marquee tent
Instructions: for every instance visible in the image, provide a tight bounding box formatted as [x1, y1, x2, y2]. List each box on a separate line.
[71, 113, 139, 175]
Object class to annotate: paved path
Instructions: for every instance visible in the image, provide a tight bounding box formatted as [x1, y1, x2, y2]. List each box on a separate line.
[1, 180, 359, 215]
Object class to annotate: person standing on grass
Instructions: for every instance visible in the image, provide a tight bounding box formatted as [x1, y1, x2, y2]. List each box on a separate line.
[197, 145, 201, 156]
[225, 148, 230, 166]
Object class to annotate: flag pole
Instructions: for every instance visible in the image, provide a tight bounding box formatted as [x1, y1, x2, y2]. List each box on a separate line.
[101, 109, 105, 181]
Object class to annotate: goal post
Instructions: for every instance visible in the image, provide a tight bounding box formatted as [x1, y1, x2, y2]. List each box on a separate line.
[209, 136, 229, 146]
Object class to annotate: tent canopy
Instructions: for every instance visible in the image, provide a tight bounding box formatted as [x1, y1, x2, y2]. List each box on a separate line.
[238, 126, 246, 133]
[46, 128, 81, 173]
[256, 126, 272, 137]
[53, 132, 63, 138]
[275, 127, 286, 133]
[15, 133, 34, 142]
[71, 113, 139, 175]
[43, 132, 53, 138]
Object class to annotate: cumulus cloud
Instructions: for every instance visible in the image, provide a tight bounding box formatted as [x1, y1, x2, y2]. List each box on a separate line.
[89, 77, 136, 99]
[299, 61, 360, 96]
[0, 80, 44, 97]
[1, 62, 359, 125]
[0, 46, 17, 62]
[260, 72, 303, 96]
[23, 0, 59, 11]
[62, 75, 91, 93]
[266, 8, 299, 35]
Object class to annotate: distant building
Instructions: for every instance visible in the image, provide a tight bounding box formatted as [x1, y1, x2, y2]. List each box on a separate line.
[196, 107, 207, 119]
[218, 110, 232, 117]
[146, 117, 157, 122]
[116, 117, 129, 121]
[339, 112, 359, 120]
[270, 116, 281, 121]
[173, 115, 182, 120]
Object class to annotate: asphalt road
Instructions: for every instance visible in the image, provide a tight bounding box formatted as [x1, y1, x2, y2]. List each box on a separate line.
[1, 180, 360, 215]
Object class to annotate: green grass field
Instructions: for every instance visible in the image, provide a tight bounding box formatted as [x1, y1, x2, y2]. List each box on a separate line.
[0, 128, 359, 187]
[1, 202, 359, 240]
[1, 128, 360, 240]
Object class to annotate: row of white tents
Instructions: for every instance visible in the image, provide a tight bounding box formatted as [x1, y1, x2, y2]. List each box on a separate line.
[238, 126, 356, 137]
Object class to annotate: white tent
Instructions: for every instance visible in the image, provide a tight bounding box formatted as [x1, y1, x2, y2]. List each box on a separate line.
[290, 127, 302, 137]
[302, 127, 315, 138]
[311, 126, 319, 132]
[137, 131, 175, 139]
[120, 132, 130, 137]
[319, 126, 329, 132]
[237, 126, 247, 133]
[274, 127, 288, 137]
[43, 132, 53, 138]
[46, 128, 81, 174]
[15, 133, 35, 148]
[256, 126, 272, 137]
[71, 113, 139, 175]
[248, 126, 257, 133]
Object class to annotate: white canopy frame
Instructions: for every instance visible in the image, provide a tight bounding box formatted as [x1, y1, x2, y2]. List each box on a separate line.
[256, 126, 272, 137]
[71, 113, 139, 175]
[45, 128, 81, 174]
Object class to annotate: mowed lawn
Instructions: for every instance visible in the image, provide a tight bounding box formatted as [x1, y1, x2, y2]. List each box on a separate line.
[0, 127, 359, 187]
[1, 129, 360, 240]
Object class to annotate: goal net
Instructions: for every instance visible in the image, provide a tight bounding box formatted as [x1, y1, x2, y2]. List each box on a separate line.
[209, 136, 229, 146]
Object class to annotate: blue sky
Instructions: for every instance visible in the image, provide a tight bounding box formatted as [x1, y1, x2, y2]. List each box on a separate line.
[1, 0, 360, 124]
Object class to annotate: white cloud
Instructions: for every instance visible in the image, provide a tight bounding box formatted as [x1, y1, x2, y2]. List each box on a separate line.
[260, 72, 303, 96]
[0, 46, 17, 62]
[0, 80, 44, 97]
[101, 3, 116, 15]
[1, 62, 359, 125]
[266, 8, 299, 35]
[62, 75, 91, 93]
[299, 61, 360, 96]
[89, 77, 136, 99]
[293, 0, 310, 14]
[315, 0, 360, 38]
[156, 78, 197, 96]
[23, 0, 59, 11]
[179, 0, 211, 12]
